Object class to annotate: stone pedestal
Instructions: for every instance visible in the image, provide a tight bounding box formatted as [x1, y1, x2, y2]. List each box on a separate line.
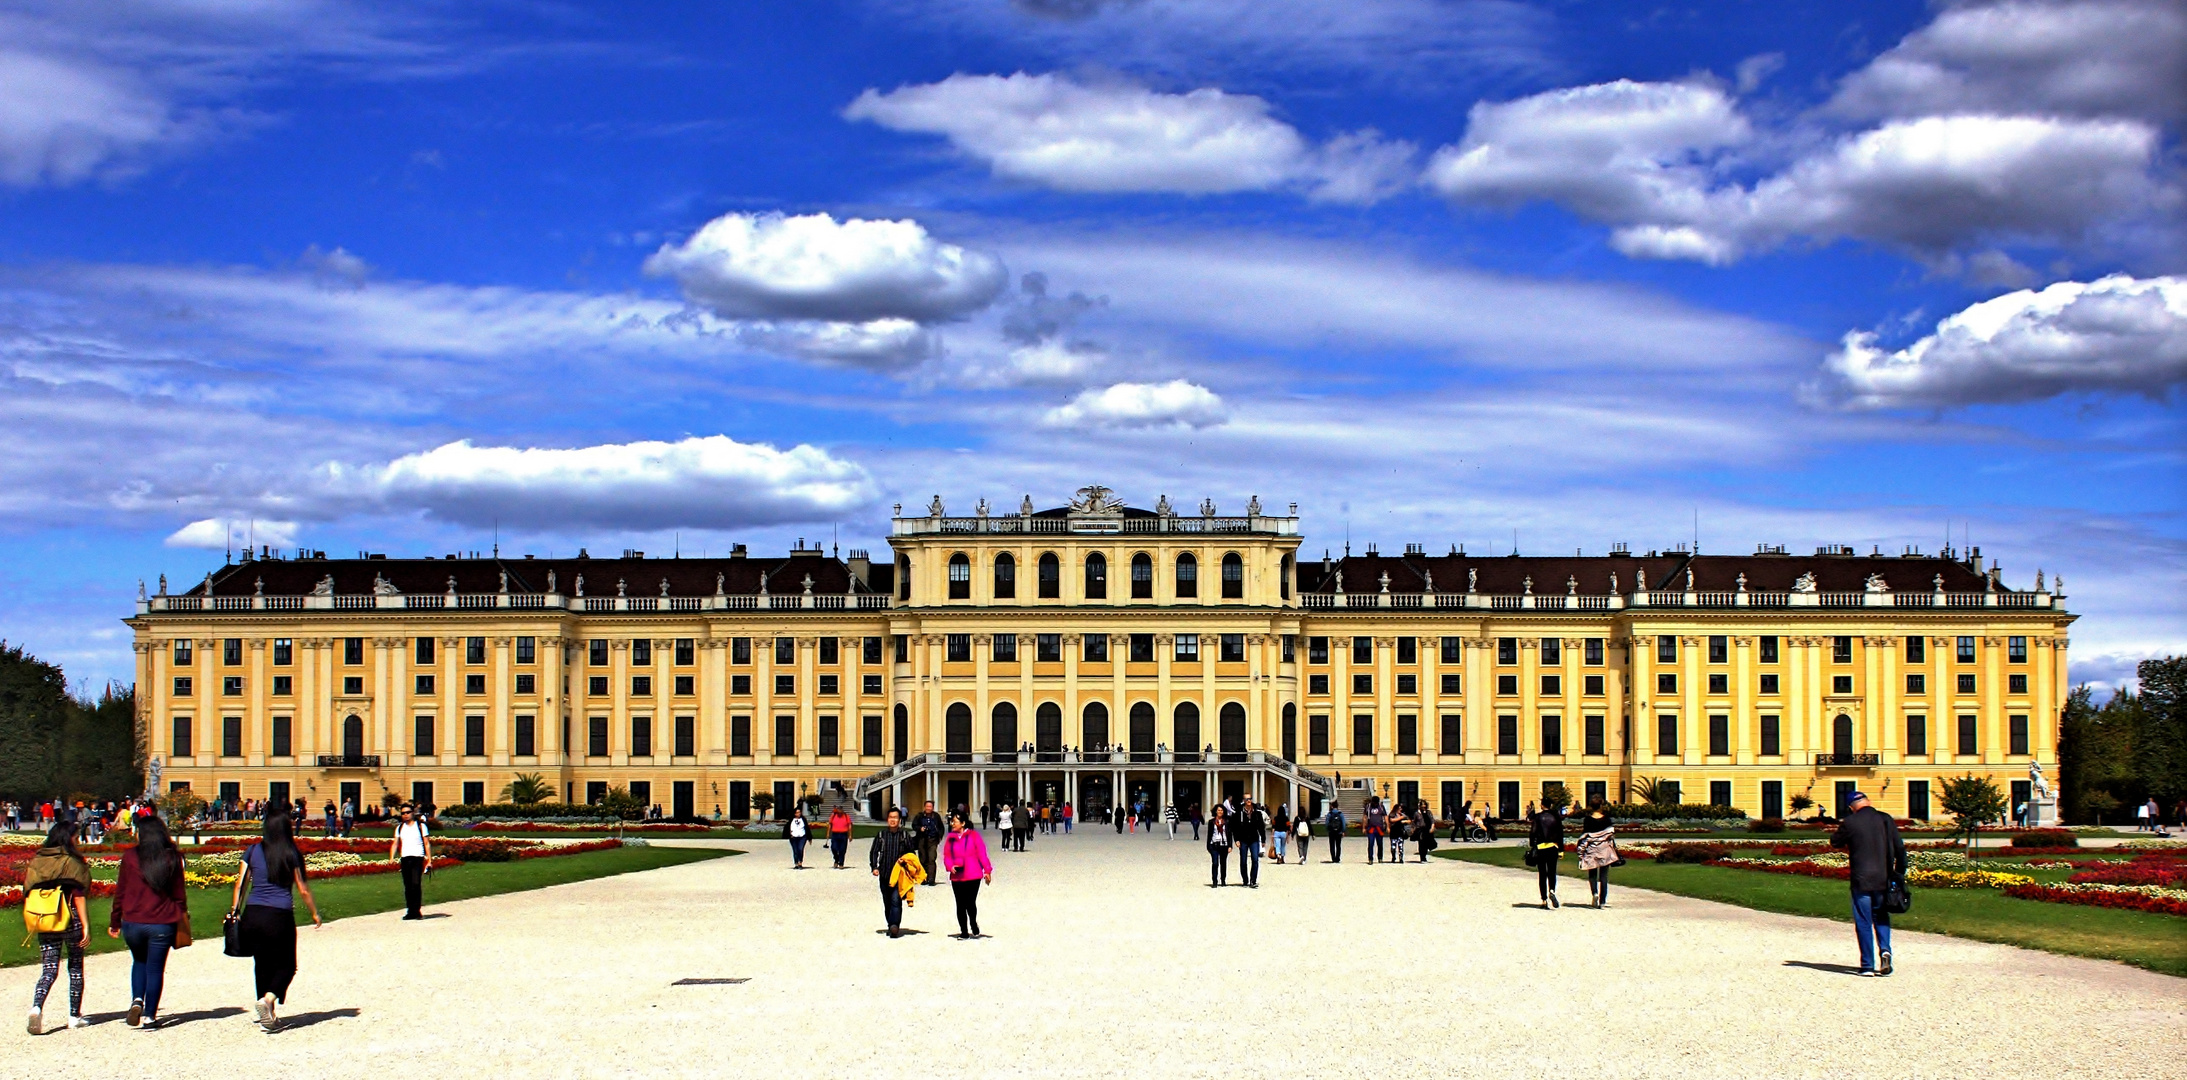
[2027, 797, 2058, 828]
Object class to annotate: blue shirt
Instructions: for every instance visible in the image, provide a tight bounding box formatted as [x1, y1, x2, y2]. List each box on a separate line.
[243, 844, 297, 910]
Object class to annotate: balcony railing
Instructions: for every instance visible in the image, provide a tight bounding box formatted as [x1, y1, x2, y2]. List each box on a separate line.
[315, 754, 381, 768]
[1291, 589, 2054, 612]
[1813, 753, 1881, 767]
[894, 514, 1299, 537]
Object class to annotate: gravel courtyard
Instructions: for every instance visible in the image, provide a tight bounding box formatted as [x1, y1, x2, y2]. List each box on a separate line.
[6, 828, 2182, 1079]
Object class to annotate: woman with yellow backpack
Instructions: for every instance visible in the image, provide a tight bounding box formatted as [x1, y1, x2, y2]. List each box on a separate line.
[22, 822, 92, 1035]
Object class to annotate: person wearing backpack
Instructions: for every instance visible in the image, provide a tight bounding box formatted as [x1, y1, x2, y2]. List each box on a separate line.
[23, 822, 92, 1035]
[108, 814, 188, 1028]
[228, 811, 323, 1030]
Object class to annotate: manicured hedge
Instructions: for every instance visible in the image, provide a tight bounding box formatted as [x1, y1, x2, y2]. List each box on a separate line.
[2010, 829, 2078, 848]
[1745, 818, 1787, 834]
[439, 802, 618, 821]
[1605, 803, 1747, 822]
[1653, 842, 1731, 864]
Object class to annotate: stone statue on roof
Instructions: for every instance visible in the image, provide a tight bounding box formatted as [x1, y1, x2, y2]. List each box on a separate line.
[802, 574, 814, 595]
[1070, 484, 1124, 513]
[253, 577, 263, 596]
[1609, 570, 1618, 594]
[1422, 569, 1434, 593]
[975, 497, 990, 518]
[499, 569, 509, 593]
[372, 573, 400, 596]
[574, 573, 584, 597]
[547, 569, 557, 593]
[158, 574, 168, 596]
[1467, 567, 1477, 593]
[660, 577, 670, 596]
[1199, 498, 1217, 517]
[1246, 495, 1261, 515]
[928, 494, 945, 517]
[715, 571, 725, 596]
[309, 574, 333, 596]
[616, 577, 627, 597]
[447, 575, 457, 593]
[1864, 572, 1890, 593]
[1156, 494, 1172, 516]
[1020, 494, 1034, 515]
[1792, 571, 1817, 594]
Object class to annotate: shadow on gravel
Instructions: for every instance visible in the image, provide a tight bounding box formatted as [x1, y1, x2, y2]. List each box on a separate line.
[158, 1007, 246, 1027]
[1783, 961, 1867, 976]
[274, 1008, 361, 1031]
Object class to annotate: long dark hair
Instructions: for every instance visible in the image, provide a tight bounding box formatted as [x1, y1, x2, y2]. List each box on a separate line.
[134, 815, 181, 895]
[41, 821, 80, 858]
[256, 810, 302, 887]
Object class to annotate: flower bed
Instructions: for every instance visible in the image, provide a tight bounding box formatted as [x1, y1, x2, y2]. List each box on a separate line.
[516, 839, 623, 858]
[465, 820, 710, 834]
[2002, 882, 2187, 916]
[1906, 868, 2036, 889]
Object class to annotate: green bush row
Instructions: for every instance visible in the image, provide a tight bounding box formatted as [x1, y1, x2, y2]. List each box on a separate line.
[1604, 802, 1748, 821]
[2009, 829, 2078, 848]
[437, 802, 620, 821]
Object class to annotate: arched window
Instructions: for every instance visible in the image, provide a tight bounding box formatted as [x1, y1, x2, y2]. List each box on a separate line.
[343, 714, 364, 758]
[992, 703, 1018, 758]
[1175, 552, 1198, 598]
[1833, 713, 1855, 758]
[1173, 701, 1201, 753]
[1129, 702, 1156, 757]
[1084, 552, 1107, 599]
[1130, 552, 1153, 599]
[1219, 702, 1247, 755]
[892, 703, 909, 763]
[1279, 554, 1293, 600]
[1083, 702, 1109, 749]
[896, 555, 911, 601]
[1037, 552, 1060, 599]
[947, 552, 971, 600]
[993, 553, 1016, 599]
[1035, 702, 1063, 753]
[1221, 552, 1244, 599]
[1280, 703, 1298, 762]
[946, 702, 972, 758]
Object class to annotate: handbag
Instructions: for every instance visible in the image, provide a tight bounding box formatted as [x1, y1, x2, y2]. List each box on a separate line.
[1522, 846, 1538, 868]
[173, 911, 192, 949]
[224, 858, 253, 957]
[1885, 877, 1913, 915]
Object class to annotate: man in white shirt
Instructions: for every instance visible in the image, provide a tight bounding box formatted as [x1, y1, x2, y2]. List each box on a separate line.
[389, 804, 434, 920]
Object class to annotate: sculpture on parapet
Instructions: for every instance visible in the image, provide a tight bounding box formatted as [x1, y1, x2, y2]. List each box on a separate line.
[310, 575, 334, 596]
[1071, 484, 1124, 513]
[1864, 572, 1891, 593]
[1792, 571, 1818, 594]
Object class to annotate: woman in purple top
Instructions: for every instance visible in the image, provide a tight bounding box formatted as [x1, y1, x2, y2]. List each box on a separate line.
[227, 811, 322, 1031]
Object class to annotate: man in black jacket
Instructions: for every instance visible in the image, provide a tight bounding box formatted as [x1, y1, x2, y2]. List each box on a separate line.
[1324, 804, 1346, 863]
[869, 809, 919, 938]
[912, 801, 945, 884]
[1234, 798, 1266, 888]
[1830, 791, 1907, 976]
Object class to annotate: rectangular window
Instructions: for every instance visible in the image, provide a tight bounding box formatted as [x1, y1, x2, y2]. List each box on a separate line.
[271, 675, 292, 696]
[894, 635, 908, 663]
[271, 638, 292, 665]
[630, 717, 652, 757]
[1442, 714, 1463, 753]
[731, 674, 751, 695]
[1760, 714, 1781, 756]
[819, 675, 838, 695]
[774, 715, 795, 757]
[1396, 673, 1416, 695]
[862, 674, 883, 695]
[589, 639, 608, 666]
[1759, 636, 1778, 664]
[271, 715, 291, 757]
[1584, 715, 1604, 756]
[1540, 638, 1561, 665]
[1309, 636, 1330, 664]
[1441, 636, 1463, 663]
[223, 638, 242, 665]
[946, 634, 972, 662]
[1833, 675, 1854, 694]
[414, 716, 434, 757]
[1309, 674, 1329, 694]
[1541, 674, 1561, 695]
[732, 637, 752, 664]
[223, 676, 243, 696]
[453, 781, 479, 807]
[862, 637, 883, 664]
[2008, 636, 2027, 663]
[1657, 673, 1676, 695]
[1396, 636, 1417, 664]
[1175, 635, 1199, 663]
[1708, 635, 1727, 664]
[1498, 638, 1518, 665]
[819, 715, 840, 757]
[623, 674, 648, 696]
[173, 640, 192, 664]
[1584, 638, 1604, 666]
[1444, 673, 1464, 695]
[731, 716, 751, 757]
[672, 675, 691, 696]
[1352, 714, 1373, 754]
[662, 638, 687, 666]
[1540, 714, 1561, 756]
[1905, 636, 1925, 664]
[173, 676, 192, 696]
[586, 781, 608, 806]
[1119, 633, 1149, 663]
[1497, 714, 1518, 756]
[2008, 673, 2027, 694]
[1084, 635, 1109, 663]
[416, 637, 436, 665]
[342, 676, 363, 695]
[1309, 715, 1330, 756]
[1907, 780, 1930, 821]
[819, 637, 838, 665]
[513, 715, 535, 757]
[1957, 673, 1976, 694]
[1906, 714, 1927, 755]
[507, 673, 531, 695]
[775, 637, 795, 664]
[171, 716, 192, 758]
[671, 715, 693, 757]
[1907, 673, 1926, 694]
[1657, 635, 1677, 664]
[1397, 714, 1418, 755]
[1657, 714, 1679, 755]
[1833, 636, 1853, 663]
[1707, 673, 1727, 694]
[1709, 780, 1732, 809]
[1957, 636, 1976, 663]
[2009, 714, 2029, 756]
[461, 636, 484, 665]
[344, 637, 364, 665]
[1761, 780, 1784, 821]
[1708, 714, 1729, 757]
[1759, 673, 1779, 695]
[1220, 634, 1246, 662]
[467, 673, 487, 695]
[465, 715, 486, 757]
[775, 674, 795, 695]
[862, 715, 882, 757]
[1352, 673, 1372, 694]
[1497, 674, 1518, 695]
[1957, 714, 1978, 756]
[1353, 637, 1373, 664]
[589, 717, 608, 757]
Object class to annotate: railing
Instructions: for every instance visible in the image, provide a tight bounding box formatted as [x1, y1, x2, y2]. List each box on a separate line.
[626, 597, 658, 611]
[456, 594, 498, 609]
[211, 596, 253, 611]
[855, 594, 891, 609]
[1813, 754, 1881, 767]
[893, 514, 1298, 537]
[332, 595, 375, 610]
[723, 595, 758, 609]
[1818, 592, 1865, 607]
[509, 594, 545, 609]
[315, 754, 381, 768]
[668, 597, 708, 612]
[406, 595, 445, 609]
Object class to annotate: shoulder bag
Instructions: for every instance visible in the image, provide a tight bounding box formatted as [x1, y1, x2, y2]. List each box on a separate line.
[224, 856, 253, 957]
[1884, 876, 1913, 915]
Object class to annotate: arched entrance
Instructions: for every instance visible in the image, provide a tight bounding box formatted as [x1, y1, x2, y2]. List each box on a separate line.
[992, 702, 1018, 760]
[1173, 702, 1201, 756]
[1130, 702, 1156, 759]
[1035, 702, 1062, 755]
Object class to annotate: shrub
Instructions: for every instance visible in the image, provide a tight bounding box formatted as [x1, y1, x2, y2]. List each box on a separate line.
[439, 802, 618, 821]
[2010, 829, 2078, 848]
[1746, 818, 1787, 834]
[1652, 842, 1730, 864]
[1603, 802, 1747, 822]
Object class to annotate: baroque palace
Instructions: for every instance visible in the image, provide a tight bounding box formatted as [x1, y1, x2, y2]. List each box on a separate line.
[129, 486, 2072, 825]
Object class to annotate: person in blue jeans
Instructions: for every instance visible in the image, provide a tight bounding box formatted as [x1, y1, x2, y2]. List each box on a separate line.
[109, 815, 188, 1027]
[1831, 790, 1907, 976]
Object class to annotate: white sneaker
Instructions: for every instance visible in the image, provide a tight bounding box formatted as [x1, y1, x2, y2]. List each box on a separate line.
[253, 995, 270, 1025]
[66, 1016, 88, 1030]
[26, 1008, 41, 1036]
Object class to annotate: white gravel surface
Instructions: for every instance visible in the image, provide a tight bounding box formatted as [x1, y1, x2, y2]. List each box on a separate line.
[6, 828, 2182, 1079]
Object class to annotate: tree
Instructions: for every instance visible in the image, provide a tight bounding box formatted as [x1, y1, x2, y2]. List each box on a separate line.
[599, 785, 643, 820]
[1541, 782, 1573, 813]
[0, 645, 141, 802]
[2135, 657, 2186, 806]
[750, 791, 776, 819]
[1789, 793, 1815, 820]
[500, 773, 553, 805]
[156, 787, 205, 824]
[1939, 774, 2007, 849]
[1633, 776, 1678, 807]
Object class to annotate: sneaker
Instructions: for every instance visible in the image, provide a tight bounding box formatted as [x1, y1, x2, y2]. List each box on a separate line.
[255, 993, 275, 1027]
[1549, 890, 1560, 909]
[128, 999, 143, 1027]
[66, 1016, 88, 1030]
[26, 1009, 41, 1036]
[137, 1017, 161, 1031]
[1879, 950, 1893, 976]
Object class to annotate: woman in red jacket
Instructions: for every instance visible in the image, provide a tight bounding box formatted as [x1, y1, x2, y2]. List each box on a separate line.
[939, 811, 993, 939]
[108, 815, 188, 1028]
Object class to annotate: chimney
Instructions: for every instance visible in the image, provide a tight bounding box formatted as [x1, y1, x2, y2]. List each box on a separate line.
[730, 544, 747, 559]
[847, 548, 871, 586]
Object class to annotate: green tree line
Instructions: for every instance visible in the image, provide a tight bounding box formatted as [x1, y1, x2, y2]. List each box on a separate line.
[2058, 656, 2186, 824]
[0, 642, 141, 803]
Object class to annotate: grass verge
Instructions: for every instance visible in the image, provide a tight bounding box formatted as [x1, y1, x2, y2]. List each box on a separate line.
[4, 845, 736, 969]
[1438, 846, 2187, 978]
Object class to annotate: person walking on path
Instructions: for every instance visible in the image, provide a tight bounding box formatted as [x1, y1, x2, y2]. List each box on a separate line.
[1013, 801, 1033, 851]
[1164, 803, 1178, 840]
[1116, 801, 1127, 834]
[997, 801, 1014, 852]
[1388, 803, 1410, 864]
[1062, 802, 1073, 834]
[1364, 798, 1388, 865]
[1527, 803, 1565, 908]
[828, 806, 853, 868]
[1189, 804, 1202, 841]
[1205, 806, 1233, 887]
[388, 804, 433, 919]
[1234, 799, 1266, 888]
[1269, 806, 1290, 864]
[110, 814, 187, 1028]
[1412, 805, 1437, 862]
[941, 811, 993, 939]
[229, 812, 322, 1031]
[1831, 790, 1908, 976]
[23, 822, 92, 1035]
[869, 809, 921, 938]
[1575, 797, 1619, 908]
[1324, 803, 1346, 863]
[1291, 809, 1311, 864]
[787, 810, 811, 869]
[913, 802, 945, 883]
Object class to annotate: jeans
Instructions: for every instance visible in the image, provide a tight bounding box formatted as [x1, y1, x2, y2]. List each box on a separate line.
[1852, 891, 1893, 971]
[121, 922, 175, 1018]
[1238, 842, 1261, 886]
[951, 879, 982, 936]
[1272, 833, 1288, 860]
[1588, 867, 1611, 904]
[401, 855, 425, 916]
[1208, 846, 1229, 886]
[789, 837, 808, 866]
[1367, 834, 1384, 863]
[1328, 833, 1343, 863]
[1064, 818, 1072, 833]
[830, 832, 849, 867]
[879, 879, 904, 929]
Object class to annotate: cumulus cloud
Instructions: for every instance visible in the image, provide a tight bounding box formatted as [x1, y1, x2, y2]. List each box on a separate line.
[731, 319, 939, 370]
[1827, 0, 2187, 123]
[358, 436, 878, 531]
[846, 72, 1415, 203]
[165, 517, 299, 550]
[1043, 379, 1225, 428]
[1815, 274, 2187, 408]
[645, 211, 1008, 324]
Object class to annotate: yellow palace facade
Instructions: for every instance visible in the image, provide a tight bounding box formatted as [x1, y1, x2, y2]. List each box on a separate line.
[128, 486, 2073, 824]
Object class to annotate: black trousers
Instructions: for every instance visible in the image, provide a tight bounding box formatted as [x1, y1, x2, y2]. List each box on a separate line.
[240, 904, 297, 1003]
[951, 879, 981, 936]
[879, 879, 903, 929]
[1328, 833, 1343, 863]
[400, 855, 425, 916]
[1208, 846, 1229, 885]
[1537, 856, 1560, 900]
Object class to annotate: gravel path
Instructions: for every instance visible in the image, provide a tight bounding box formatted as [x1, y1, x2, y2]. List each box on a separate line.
[6, 829, 2181, 1079]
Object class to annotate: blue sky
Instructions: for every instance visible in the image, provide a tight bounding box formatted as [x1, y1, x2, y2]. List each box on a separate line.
[0, 0, 2180, 693]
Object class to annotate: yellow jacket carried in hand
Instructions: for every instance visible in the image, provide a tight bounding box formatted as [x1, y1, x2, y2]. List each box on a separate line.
[889, 852, 925, 906]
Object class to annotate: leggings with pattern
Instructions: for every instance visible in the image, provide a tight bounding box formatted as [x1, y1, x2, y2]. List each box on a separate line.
[33, 933, 84, 1014]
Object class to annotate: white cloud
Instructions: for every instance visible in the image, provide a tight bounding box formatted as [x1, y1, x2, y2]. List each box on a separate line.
[1043, 379, 1225, 428]
[846, 72, 1414, 202]
[731, 319, 939, 370]
[644, 211, 1008, 324]
[1816, 274, 2187, 408]
[164, 517, 298, 550]
[0, 48, 189, 186]
[359, 436, 878, 531]
[1827, 0, 2187, 122]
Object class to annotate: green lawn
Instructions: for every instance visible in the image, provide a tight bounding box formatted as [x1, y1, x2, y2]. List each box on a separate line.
[3, 845, 736, 969]
[1438, 846, 2187, 977]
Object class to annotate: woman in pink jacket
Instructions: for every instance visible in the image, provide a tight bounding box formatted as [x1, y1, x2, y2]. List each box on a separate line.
[940, 811, 993, 939]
